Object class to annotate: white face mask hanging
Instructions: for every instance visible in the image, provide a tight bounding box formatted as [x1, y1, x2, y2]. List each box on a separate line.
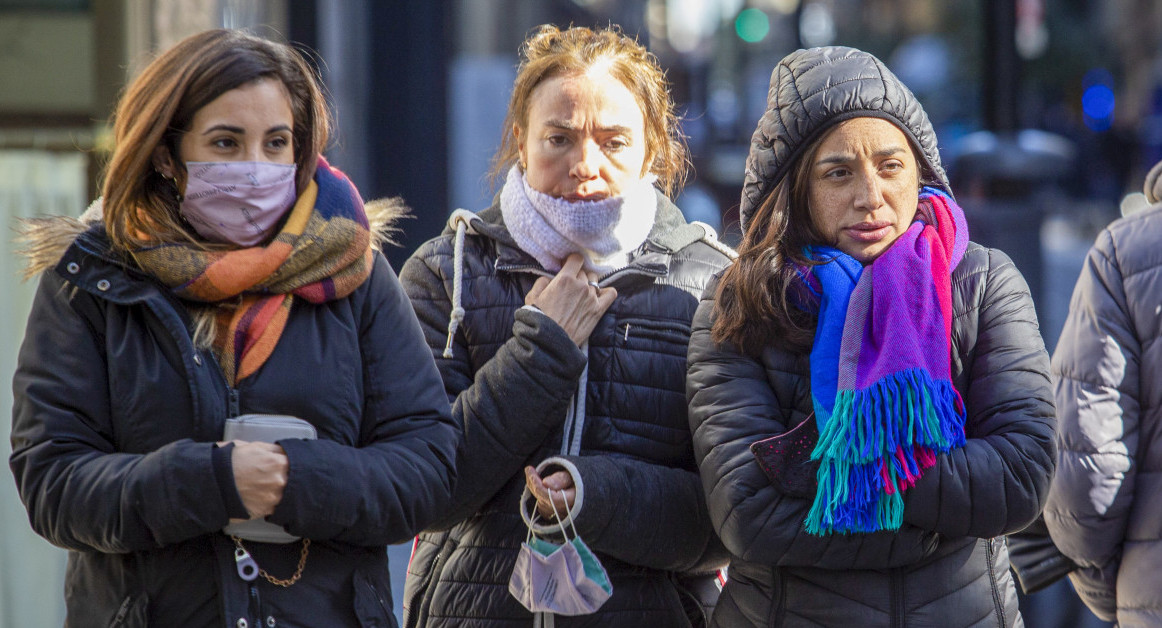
[508, 490, 612, 617]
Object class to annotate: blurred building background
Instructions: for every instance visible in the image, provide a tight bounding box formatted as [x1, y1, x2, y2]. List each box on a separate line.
[2, 0, 1158, 626]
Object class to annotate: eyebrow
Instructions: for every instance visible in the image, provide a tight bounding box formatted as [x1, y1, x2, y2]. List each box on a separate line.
[201, 124, 293, 135]
[544, 119, 633, 135]
[815, 146, 907, 166]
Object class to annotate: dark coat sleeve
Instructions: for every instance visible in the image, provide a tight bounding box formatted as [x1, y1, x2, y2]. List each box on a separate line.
[555, 453, 729, 573]
[399, 240, 587, 528]
[1043, 230, 1137, 621]
[687, 282, 939, 570]
[901, 248, 1057, 539]
[270, 253, 458, 546]
[10, 271, 228, 552]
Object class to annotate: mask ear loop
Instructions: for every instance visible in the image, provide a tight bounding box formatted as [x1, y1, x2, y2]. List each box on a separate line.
[525, 490, 565, 544]
[548, 490, 566, 539]
[546, 490, 581, 542]
[525, 489, 581, 542]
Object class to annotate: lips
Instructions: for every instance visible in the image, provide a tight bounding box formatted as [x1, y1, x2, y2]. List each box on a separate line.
[842, 220, 893, 243]
[564, 191, 609, 202]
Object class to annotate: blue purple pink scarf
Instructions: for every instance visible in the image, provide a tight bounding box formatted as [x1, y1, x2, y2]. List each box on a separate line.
[800, 187, 969, 535]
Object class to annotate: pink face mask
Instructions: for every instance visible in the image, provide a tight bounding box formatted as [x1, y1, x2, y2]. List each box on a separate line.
[179, 161, 297, 247]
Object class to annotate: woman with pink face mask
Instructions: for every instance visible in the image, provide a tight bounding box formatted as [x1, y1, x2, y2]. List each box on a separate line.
[10, 29, 457, 627]
[399, 24, 732, 628]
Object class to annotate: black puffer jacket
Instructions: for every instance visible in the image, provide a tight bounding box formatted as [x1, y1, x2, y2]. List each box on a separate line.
[687, 244, 1056, 627]
[399, 193, 732, 627]
[1043, 164, 1162, 625]
[10, 216, 456, 628]
[686, 46, 1056, 627]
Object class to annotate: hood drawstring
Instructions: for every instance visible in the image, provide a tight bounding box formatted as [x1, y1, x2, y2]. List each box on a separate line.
[443, 209, 478, 359]
[560, 345, 589, 457]
[690, 221, 739, 261]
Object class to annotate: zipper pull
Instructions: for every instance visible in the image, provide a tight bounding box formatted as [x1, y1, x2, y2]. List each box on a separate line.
[624, 323, 630, 342]
[235, 544, 259, 581]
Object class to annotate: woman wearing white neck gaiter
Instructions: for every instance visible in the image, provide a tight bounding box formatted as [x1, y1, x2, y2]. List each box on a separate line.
[399, 24, 732, 628]
[501, 164, 658, 275]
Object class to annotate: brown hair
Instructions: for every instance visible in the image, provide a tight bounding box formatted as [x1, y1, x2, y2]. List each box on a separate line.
[102, 29, 331, 254]
[491, 24, 688, 197]
[711, 137, 827, 355]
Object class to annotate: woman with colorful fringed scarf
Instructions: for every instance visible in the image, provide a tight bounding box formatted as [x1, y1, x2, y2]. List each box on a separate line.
[686, 46, 1056, 627]
[10, 30, 457, 627]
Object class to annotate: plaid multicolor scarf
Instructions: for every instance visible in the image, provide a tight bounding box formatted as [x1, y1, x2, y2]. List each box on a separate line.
[799, 187, 969, 535]
[136, 157, 372, 384]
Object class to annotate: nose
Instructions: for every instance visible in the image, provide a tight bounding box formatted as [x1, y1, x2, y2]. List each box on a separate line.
[242, 141, 267, 163]
[853, 168, 885, 211]
[570, 140, 601, 181]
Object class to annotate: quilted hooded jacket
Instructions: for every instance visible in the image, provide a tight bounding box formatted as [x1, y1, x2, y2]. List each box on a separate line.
[1043, 161, 1162, 625]
[9, 202, 457, 628]
[399, 192, 733, 627]
[686, 47, 1056, 627]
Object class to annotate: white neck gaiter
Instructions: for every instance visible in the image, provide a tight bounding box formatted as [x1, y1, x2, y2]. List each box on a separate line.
[500, 165, 658, 274]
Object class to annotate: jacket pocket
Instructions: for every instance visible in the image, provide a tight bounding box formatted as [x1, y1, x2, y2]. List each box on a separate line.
[353, 565, 395, 628]
[615, 317, 691, 355]
[673, 571, 722, 628]
[107, 593, 147, 628]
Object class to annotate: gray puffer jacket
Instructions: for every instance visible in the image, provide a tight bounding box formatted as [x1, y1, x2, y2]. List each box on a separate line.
[686, 46, 1056, 627]
[399, 193, 733, 627]
[1043, 164, 1162, 625]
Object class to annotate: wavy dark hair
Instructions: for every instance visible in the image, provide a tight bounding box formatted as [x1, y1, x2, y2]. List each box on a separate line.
[710, 138, 826, 356]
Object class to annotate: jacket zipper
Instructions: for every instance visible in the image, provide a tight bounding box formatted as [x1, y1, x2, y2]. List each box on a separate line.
[985, 539, 1006, 628]
[494, 262, 554, 278]
[891, 568, 904, 628]
[408, 536, 456, 628]
[495, 259, 667, 287]
[229, 388, 241, 418]
[108, 595, 133, 627]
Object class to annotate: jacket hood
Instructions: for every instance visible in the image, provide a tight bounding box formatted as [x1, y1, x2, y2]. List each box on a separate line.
[16, 196, 410, 280]
[1146, 158, 1162, 203]
[740, 46, 950, 231]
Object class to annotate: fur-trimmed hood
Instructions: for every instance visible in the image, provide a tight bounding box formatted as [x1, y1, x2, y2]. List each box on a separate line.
[16, 195, 411, 280]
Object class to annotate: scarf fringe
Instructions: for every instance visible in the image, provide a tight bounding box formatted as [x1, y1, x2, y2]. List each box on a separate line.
[806, 367, 966, 535]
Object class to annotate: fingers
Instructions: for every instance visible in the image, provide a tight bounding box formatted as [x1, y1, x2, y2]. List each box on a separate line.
[524, 276, 551, 306]
[541, 470, 574, 491]
[525, 466, 577, 520]
[594, 285, 617, 311]
[559, 253, 586, 277]
[232, 442, 290, 518]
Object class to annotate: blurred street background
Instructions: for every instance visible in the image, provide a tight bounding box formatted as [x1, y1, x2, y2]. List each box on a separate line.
[2, 0, 1157, 626]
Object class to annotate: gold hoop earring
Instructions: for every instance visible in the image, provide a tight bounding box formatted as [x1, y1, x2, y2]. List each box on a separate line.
[158, 170, 182, 202]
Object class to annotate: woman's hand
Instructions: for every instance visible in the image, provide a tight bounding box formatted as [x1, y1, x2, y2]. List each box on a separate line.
[230, 440, 289, 519]
[525, 466, 576, 521]
[525, 253, 617, 347]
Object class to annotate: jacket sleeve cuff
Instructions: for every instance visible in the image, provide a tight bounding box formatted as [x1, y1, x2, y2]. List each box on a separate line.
[211, 442, 249, 520]
[513, 307, 585, 362]
[520, 456, 585, 537]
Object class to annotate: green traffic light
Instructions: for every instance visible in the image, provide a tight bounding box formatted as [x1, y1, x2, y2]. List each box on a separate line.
[736, 8, 770, 43]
